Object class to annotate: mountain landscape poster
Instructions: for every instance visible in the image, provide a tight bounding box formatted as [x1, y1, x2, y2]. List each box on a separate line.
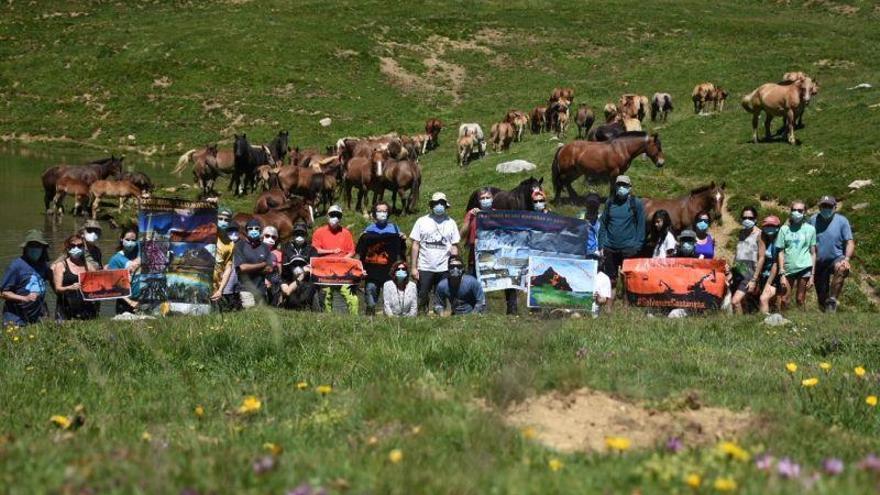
[527, 256, 597, 309]
[78, 269, 131, 301]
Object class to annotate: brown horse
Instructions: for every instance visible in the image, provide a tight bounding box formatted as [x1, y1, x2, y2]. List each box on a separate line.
[457, 134, 476, 167]
[234, 198, 314, 241]
[709, 86, 729, 112]
[530, 106, 547, 134]
[643, 182, 726, 232]
[42, 156, 124, 213]
[377, 159, 422, 214]
[692, 82, 716, 114]
[191, 144, 220, 197]
[174, 145, 234, 177]
[52, 176, 91, 216]
[551, 131, 665, 203]
[89, 179, 145, 219]
[425, 118, 443, 150]
[254, 187, 289, 214]
[575, 105, 595, 139]
[618, 94, 648, 121]
[490, 122, 515, 152]
[742, 77, 816, 145]
[343, 149, 385, 213]
[782, 71, 819, 128]
[503, 110, 528, 142]
[550, 87, 574, 103]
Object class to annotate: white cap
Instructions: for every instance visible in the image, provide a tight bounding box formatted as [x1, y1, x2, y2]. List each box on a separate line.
[328, 204, 343, 215]
[430, 192, 450, 206]
[262, 225, 278, 237]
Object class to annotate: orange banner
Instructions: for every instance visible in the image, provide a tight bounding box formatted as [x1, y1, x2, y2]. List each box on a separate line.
[79, 269, 132, 301]
[622, 258, 727, 310]
[310, 257, 364, 285]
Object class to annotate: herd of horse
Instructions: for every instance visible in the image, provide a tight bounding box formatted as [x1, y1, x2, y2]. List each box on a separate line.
[39, 70, 816, 239]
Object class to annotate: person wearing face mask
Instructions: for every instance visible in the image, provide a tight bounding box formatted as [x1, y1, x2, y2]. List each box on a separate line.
[691, 211, 715, 259]
[776, 200, 817, 310]
[280, 222, 319, 311]
[1, 230, 51, 326]
[598, 175, 645, 293]
[234, 219, 272, 308]
[531, 190, 549, 213]
[410, 192, 461, 314]
[215, 221, 242, 312]
[461, 188, 494, 275]
[357, 202, 406, 316]
[211, 208, 235, 302]
[647, 209, 676, 259]
[757, 216, 782, 314]
[50, 233, 98, 321]
[312, 205, 358, 314]
[261, 225, 283, 306]
[433, 256, 485, 316]
[577, 193, 603, 260]
[107, 227, 142, 315]
[673, 230, 699, 258]
[730, 206, 764, 314]
[809, 195, 854, 312]
[80, 219, 104, 270]
[382, 260, 417, 317]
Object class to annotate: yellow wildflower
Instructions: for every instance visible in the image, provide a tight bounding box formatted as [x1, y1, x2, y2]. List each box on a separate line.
[785, 362, 797, 373]
[855, 366, 867, 378]
[50, 415, 72, 430]
[605, 436, 631, 452]
[522, 427, 537, 440]
[316, 385, 333, 395]
[388, 448, 403, 464]
[141, 432, 152, 442]
[548, 458, 564, 472]
[367, 436, 379, 446]
[263, 442, 283, 456]
[713, 477, 737, 492]
[801, 377, 819, 388]
[819, 362, 831, 372]
[194, 405, 204, 418]
[296, 381, 309, 390]
[718, 441, 751, 462]
[411, 425, 422, 435]
[237, 395, 262, 415]
[867, 396, 878, 407]
[685, 473, 702, 489]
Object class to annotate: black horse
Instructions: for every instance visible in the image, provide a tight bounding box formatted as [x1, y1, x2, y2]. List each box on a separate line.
[232, 134, 273, 196]
[465, 176, 544, 212]
[266, 130, 290, 163]
[586, 120, 626, 142]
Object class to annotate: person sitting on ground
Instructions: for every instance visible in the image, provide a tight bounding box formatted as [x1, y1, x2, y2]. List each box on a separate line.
[1, 230, 51, 326]
[578, 192, 603, 260]
[312, 204, 358, 315]
[776, 200, 817, 310]
[648, 209, 677, 258]
[262, 225, 283, 306]
[757, 216, 782, 314]
[280, 222, 319, 311]
[80, 219, 104, 269]
[215, 221, 242, 312]
[692, 211, 715, 259]
[809, 195, 855, 313]
[411, 192, 460, 314]
[673, 229, 699, 258]
[461, 187, 494, 274]
[383, 260, 418, 317]
[592, 258, 613, 317]
[234, 219, 271, 308]
[52, 233, 98, 321]
[730, 206, 764, 314]
[107, 227, 141, 315]
[598, 175, 645, 292]
[433, 255, 485, 316]
[357, 201, 406, 315]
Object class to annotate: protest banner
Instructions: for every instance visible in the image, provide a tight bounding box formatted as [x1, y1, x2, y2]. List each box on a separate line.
[310, 256, 365, 285]
[79, 269, 131, 301]
[527, 256, 597, 310]
[621, 258, 728, 310]
[138, 197, 217, 315]
[475, 210, 589, 292]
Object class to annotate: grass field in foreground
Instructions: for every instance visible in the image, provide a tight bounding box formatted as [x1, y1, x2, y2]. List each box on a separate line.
[2, 310, 880, 494]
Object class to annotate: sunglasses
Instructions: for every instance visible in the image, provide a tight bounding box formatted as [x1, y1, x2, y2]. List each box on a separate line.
[71, 243, 85, 248]
[247, 227, 262, 232]
[329, 212, 343, 218]
[85, 228, 100, 234]
[742, 216, 756, 221]
[218, 216, 230, 222]
[791, 208, 805, 213]
[263, 234, 278, 240]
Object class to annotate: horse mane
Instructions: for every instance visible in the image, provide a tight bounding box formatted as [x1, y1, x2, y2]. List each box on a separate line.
[689, 183, 717, 195]
[777, 79, 797, 86]
[612, 131, 648, 139]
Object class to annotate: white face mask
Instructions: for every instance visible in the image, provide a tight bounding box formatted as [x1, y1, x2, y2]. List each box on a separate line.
[328, 216, 340, 227]
[294, 236, 305, 245]
[263, 237, 276, 247]
[84, 232, 99, 243]
[375, 211, 389, 223]
[228, 232, 239, 242]
[533, 202, 546, 211]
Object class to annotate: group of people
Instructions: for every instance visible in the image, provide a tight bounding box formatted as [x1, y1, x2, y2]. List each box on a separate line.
[1, 174, 856, 326]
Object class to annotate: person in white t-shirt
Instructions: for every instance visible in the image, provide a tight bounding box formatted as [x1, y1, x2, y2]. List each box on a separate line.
[410, 192, 460, 314]
[592, 269, 612, 317]
[649, 209, 677, 258]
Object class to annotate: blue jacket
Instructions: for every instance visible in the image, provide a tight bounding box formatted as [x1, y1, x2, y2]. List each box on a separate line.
[599, 196, 645, 252]
[434, 275, 485, 315]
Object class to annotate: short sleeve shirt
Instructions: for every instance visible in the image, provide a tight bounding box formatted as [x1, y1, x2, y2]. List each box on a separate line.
[234, 240, 271, 293]
[809, 213, 853, 262]
[311, 226, 355, 257]
[1, 257, 49, 324]
[775, 222, 817, 275]
[410, 214, 461, 272]
[592, 271, 612, 316]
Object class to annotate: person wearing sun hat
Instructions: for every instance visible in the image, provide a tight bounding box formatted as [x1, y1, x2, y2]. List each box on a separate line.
[80, 219, 104, 269]
[410, 191, 460, 314]
[1, 230, 51, 326]
[212, 207, 236, 301]
[757, 215, 783, 314]
[809, 195, 855, 312]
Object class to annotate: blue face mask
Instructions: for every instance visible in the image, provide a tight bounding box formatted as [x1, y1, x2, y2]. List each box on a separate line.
[68, 246, 84, 259]
[763, 228, 778, 238]
[790, 211, 804, 223]
[247, 229, 261, 240]
[228, 232, 240, 242]
[432, 204, 446, 216]
[820, 207, 834, 219]
[680, 242, 695, 255]
[479, 198, 493, 210]
[123, 239, 137, 252]
[741, 219, 755, 230]
[616, 186, 631, 199]
[25, 247, 44, 262]
[395, 269, 408, 281]
[217, 219, 229, 229]
[696, 220, 709, 232]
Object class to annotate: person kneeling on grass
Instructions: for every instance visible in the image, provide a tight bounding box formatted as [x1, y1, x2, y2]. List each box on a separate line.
[433, 256, 485, 316]
[383, 260, 417, 317]
[279, 222, 319, 311]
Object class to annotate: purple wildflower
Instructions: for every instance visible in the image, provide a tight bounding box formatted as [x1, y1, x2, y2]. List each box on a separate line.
[755, 453, 775, 471]
[286, 485, 327, 495]
[252, 455, 276, 475]
[822, 458, 844, 476]
[665, 436, 684, 453]
[858, 454, 880, 472]
[777, 457, 801, 479]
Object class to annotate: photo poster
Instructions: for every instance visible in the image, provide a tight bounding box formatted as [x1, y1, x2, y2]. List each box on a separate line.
[621, 258, 728, 310]
[475, 210, 589, 292]
[78, 269, 132, 301]
[527, 256, 597, 310]
[137, 197, 217, 315]
[310, 256, 365, 285]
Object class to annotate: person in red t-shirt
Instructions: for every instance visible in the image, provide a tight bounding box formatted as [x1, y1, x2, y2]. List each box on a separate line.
[311, 204, 358, 314]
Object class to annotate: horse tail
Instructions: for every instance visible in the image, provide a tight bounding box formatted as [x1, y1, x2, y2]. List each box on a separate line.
[551, 145, 564, 202]
[173, 149, 197, 176]
[741, 91, 756, 113]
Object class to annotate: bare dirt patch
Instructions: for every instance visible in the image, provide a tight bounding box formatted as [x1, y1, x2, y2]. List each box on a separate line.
[502, 388, 753, 453]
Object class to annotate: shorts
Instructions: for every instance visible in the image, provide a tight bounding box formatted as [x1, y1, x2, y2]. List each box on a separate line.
[733, 261, 756, 293]
[759, 275, 781, 289]
[785, 267, 812, 280]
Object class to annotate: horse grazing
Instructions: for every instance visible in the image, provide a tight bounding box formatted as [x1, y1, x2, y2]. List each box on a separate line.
[425, 118, 443, 150]
[586, 120, 626, 142]
[651, 93, 673, 122]
[643, 182, 726, 232]
[603, 103, 618, 122]
[618, 94, 648, 121]
[234, 198, 314, 241]
[692, 82, 716, 114]
[377, 159, 422, 214]
[575, 105, 595, 139]
[174, 145, 234, 177]
[52, 176, 91, 216]
[782, 71, 819, 128]
[550, 87, 574, 104]
[118, 171, 153, 193]
[530, 107, 547, 134]
[742, 77, 816, 145]
[90, 179, 145, 219]
[546, 99, 570, 136]
[709, 87, 729, 112]
[232, 134, 274, 196]
[490, 122, 515, 152]
[41, 156, 124, 213]
[551, 132, 665, 203]
[343, 149, 385, 213]
[465, 176, 545, 212]
[504, 110, 528, 142]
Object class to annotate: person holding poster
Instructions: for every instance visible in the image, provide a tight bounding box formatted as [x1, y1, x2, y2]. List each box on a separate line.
[357, 202, 406, 316]
[411, 192, 460, 314]
[598, 175, 645, 292]
[461, 188, 494, 274]
[312, 205, 358, 314]
[51, 233, 98, 321]
[107, 227, 142, 314]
